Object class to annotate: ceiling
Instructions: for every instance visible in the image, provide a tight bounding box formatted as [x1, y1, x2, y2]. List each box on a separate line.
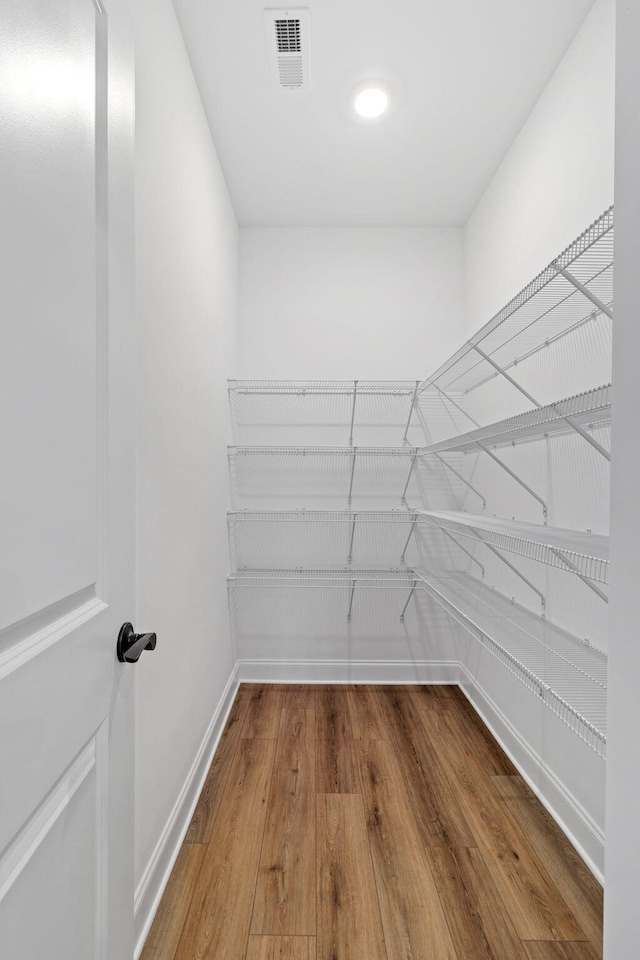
[171, 0, 596, 226]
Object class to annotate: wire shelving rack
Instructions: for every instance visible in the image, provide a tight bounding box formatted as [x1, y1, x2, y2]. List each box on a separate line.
[225, 207, 614, 767]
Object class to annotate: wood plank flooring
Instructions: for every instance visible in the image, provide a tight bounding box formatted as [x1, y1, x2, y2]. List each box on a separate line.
[141, 684, 603, 960]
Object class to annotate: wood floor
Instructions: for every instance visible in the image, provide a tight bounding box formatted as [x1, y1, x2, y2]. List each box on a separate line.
[141, 684, 603, 960]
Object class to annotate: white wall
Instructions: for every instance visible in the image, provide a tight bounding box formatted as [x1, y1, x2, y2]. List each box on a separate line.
[131, 0, 238, 913]
[239, 228, 464, 379]
[605, 1, 640, 953]
[464, 0, 615, 332]
[434, 0, 616, 874]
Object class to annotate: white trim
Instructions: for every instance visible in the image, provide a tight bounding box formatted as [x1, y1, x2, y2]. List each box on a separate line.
[133, 664, 240, 959]
[458, 662, 605, 882]
[236, 658, 460, 684]
[0, 594, 107, 681]
[0, 739, 95, 903]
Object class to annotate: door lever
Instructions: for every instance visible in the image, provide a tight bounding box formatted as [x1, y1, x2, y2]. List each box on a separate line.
[117, 623, 157, 663]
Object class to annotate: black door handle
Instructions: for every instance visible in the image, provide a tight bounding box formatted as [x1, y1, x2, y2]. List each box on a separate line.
[117, 622, 157, 663]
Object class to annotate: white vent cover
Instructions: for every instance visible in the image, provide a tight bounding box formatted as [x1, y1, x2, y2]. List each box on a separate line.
[265, 9, 310, 92]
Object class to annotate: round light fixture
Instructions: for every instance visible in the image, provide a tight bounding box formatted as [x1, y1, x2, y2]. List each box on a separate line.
[353, 86, 389, 119]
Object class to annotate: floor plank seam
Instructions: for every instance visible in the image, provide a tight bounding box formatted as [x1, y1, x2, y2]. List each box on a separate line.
[244, 736, 279, 958]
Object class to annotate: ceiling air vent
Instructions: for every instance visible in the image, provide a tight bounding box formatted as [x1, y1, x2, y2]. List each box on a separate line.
[265, 9, 310, 92]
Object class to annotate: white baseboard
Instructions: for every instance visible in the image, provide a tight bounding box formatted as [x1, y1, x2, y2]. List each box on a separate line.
[236, 658, 460, 684]
[458, 663, 605, 882]
[133, 664, 240, 959]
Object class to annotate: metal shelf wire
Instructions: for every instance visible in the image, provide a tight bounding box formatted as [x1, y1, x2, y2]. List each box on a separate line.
[229, 445, 418, 456]
[228, 509, 417, 522]
[228, 380, 419, 396]
[417, 571, 607, 756]
[421, 383, 612, 455]
[420, 511, 609, 584]
[228, 380, 423, 446]
[423, 207, 614, 396]
[227, 446, 424, 509]
[228, 568, 419, 585]
[227, 509, 482, 575]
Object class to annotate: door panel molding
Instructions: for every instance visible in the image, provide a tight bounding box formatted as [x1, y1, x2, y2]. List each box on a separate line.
[0, 593, 107, 681]
[0, 738, 96, 902]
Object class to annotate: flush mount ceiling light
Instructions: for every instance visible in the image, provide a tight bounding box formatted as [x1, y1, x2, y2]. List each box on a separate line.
[353, 83, 390, 119]
[354, 87, 388, 118]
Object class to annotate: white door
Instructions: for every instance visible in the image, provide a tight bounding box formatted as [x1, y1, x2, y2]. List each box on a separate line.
[0, 1, 138, 957]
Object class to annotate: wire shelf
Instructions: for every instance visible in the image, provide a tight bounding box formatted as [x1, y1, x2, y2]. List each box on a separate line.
[227, 445, 432, 511]
[422, 383, 612, 455]
[228, 509, 417, 522]
[418, 571, 607, 756]
[229, 445, 418, 456]
[228, 568, 419, 586]
[228, 380, 424, 446]
[421, 511, 609, 584]
[228, 380, 419, 396]
[424, 207, 614, 396]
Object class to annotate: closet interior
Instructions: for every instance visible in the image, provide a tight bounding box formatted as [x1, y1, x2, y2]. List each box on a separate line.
[226, 206, 613, 876]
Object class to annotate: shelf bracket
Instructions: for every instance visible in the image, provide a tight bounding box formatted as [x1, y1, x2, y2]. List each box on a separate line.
[402, 380, 420, 444]
[400, 582, 417, 623]
[400, 514, 419, 563]
[347, 448, 357, 506]
[439, 527, 485, 579]
[349, 380, 358, 446]
[431, 382, 481, 428]
[433, 452, 487, 510]
[401, 453, 417, 504]
[409, 514, 485, 578]
[553, 263, 614, 320]
[347, 580, 356, 622]
[476, 442, 548, 521]
[473, 345, 611, 461]
[549, 547, 609, 604]
[476, 533, 546, 616]
[348, 513, 357, 563]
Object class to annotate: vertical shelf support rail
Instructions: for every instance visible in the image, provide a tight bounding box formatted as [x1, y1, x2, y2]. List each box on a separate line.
[347, 448, 357, 506]
[348, 513, 357, 563]
[348, 380, 358, 446]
